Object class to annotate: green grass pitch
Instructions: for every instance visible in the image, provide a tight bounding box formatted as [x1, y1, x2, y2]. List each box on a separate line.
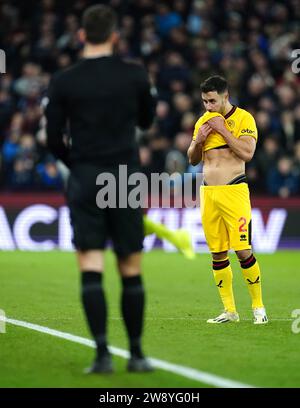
[0, 250, 299, 388]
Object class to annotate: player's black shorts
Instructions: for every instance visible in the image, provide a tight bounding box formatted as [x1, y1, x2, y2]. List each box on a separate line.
[66, 163, 144, 257]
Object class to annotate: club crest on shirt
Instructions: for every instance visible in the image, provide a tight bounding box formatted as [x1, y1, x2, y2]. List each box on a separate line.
[227, 119, 235, 128]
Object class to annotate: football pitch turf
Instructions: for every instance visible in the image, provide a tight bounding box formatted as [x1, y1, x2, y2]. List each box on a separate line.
[0, 250, 299, 388]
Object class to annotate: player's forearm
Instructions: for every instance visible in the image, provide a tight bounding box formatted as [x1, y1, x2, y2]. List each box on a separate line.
[188, 141, 202, 165]
[220, 129, 254, 162]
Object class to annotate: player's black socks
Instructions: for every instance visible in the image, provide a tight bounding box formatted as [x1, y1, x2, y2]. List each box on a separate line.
[121, 275, 145, 359]
[81, 271, 109, 359]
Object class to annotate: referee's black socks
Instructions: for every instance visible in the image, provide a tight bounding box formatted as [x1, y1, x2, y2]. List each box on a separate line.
[121, 275, 145, 359]
[81, 271, 109, 359]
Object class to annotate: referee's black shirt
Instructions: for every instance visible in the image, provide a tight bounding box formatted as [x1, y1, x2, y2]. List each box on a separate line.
[45, 55, 155, 168]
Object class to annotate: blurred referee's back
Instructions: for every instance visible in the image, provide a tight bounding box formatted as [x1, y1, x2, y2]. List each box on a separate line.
[46, 54, 155, 168]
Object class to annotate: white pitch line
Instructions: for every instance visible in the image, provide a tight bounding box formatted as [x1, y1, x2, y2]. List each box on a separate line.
[19, 316, 292, 322]
[1, 316, 254, 389]
[110, 317, 292, 322]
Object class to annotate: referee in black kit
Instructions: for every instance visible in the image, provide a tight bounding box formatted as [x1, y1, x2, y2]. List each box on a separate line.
[46, 5, 155, 373]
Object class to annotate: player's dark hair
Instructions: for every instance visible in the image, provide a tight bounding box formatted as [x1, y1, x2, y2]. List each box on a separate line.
[82, 5, 117, 44]
[201, 75, 228, 94]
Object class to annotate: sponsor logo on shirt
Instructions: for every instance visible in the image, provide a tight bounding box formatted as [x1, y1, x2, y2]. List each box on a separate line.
[241, 128, 255, 134]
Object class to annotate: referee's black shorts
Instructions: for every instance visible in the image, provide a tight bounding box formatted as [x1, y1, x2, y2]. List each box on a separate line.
[66, 163, 144, 257]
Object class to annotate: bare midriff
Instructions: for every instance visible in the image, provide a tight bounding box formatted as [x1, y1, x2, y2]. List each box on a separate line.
[203, 147, 245, 186]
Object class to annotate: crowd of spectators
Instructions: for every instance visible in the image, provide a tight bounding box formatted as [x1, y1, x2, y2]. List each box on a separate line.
[0, 0, 299, 196]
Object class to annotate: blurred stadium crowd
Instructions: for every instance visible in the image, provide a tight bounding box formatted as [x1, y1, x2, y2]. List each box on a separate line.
[0, 0, 299, 196]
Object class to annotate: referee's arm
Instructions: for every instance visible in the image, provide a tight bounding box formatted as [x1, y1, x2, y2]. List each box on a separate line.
[45, 74, 70, 167]
[136, 66, 157, 130]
